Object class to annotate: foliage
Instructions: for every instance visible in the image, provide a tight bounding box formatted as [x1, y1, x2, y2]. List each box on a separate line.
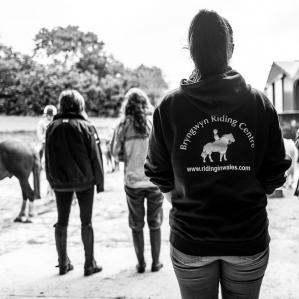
[0, 26, 168, 116]
[123, 65, 169, 105]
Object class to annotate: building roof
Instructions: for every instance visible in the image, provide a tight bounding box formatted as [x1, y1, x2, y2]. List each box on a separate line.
[266, 61, 299, 85]
[275, 61, 299, 78]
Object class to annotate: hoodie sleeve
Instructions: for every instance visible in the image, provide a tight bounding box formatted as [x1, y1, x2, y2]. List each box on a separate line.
[257, 106, 291, 194]
[144, 106, 174, 193]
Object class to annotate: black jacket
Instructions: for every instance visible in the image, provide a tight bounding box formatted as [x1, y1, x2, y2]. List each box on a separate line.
[45, 113, 104, 192]
[145, 68, 291, 256]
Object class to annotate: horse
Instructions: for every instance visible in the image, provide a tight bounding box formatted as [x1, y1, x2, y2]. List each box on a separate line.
[100, 138, 119, 173]
[284, 138, 298, 189]
[201, 133, 235, 163]
[0, 139, 41, 223]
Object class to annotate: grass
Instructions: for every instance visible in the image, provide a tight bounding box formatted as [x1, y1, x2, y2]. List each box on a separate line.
[0, 115, 120, 144]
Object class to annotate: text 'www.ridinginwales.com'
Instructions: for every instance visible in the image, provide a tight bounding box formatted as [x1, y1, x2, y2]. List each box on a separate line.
[187, 164, 251, 173]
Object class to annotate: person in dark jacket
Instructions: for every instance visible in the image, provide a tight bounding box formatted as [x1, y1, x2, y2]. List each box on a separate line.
[144, 9, 291, 299]
[45, 89, 104, 276]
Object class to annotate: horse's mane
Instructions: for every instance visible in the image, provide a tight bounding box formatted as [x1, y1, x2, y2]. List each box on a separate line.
[221, 133, 233, 139]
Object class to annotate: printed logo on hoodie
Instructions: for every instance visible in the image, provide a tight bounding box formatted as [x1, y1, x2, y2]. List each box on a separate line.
[201, 130, 235, 163]
[179, 114, 255, 173]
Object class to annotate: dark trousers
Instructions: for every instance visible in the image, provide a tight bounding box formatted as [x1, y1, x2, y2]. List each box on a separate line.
[170, 245, 269, 299]
[55, 187, 94, 227]
[125, 186, 163, 231]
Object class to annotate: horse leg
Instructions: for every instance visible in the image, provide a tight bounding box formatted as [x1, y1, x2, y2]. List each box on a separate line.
[14, 190, 27, 222]
[32, 156, 41, 199]
[115, 160, 120, 172]
[201, 152, 206, 163]
[224, 153, 227, 161]
[111, 159, 115, 173]
[28, 201, 35, 221]
[209, 153, 214, 162]
[19, 178, 35, 223]
[219, 153, 223, 162]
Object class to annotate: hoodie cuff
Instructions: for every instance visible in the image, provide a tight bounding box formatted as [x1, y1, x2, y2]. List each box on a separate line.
[159, 185, 174, 193]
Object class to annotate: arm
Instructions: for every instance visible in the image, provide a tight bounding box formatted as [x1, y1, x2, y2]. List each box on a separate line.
[110, 122, 125, 162]
[295, 129, 299, 150]
[44, 125, 52, 185]
[88, 125, 105, 193]
[144, 107, 174, 193]
[258, 107, 292, 194]
[163, 191, 172, 203]
[36, 119, 45, 143]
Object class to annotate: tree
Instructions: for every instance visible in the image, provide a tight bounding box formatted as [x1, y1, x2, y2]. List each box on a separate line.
[0, 43, 38, 114]
[122, 64, 168, 105]
[0, 26, 169, 116]
[34, 26, 107, 77]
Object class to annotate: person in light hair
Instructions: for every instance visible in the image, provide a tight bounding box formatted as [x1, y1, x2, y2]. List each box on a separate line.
[45, 89, 104, 276]
[36, 105, 57, 161]
[145, 9, 291, 299]
[111, 87, 163, 273]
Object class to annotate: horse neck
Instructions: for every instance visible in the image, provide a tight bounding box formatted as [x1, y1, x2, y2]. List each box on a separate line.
[219, 136, 229, 145]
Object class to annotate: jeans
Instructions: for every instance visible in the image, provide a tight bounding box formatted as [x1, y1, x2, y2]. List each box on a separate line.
[55, 187, 94, 227]
[170, 244, 269, 299]
[125, 186, 163, 231]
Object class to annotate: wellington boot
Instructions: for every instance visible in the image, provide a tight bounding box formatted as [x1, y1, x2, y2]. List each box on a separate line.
[84, 259, 102, 276]
[132, 230, 146, 273]
[54, 224, 74, 275]
[56, 257, 74, 275]
[150, 229, 163, 272]
[81, 224, 102, 276]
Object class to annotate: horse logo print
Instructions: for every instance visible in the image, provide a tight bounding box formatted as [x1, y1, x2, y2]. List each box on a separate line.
[201, 129, 235, 163]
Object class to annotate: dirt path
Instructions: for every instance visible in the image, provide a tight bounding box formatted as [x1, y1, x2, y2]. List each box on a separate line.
[1, 169, 299, 298]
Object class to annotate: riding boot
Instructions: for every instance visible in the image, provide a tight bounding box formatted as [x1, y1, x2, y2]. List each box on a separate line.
[54, 224, 74, 275]
[132, 230, 146, 273]
[150, 229, 163, 272]
[81, 224, 102, 276]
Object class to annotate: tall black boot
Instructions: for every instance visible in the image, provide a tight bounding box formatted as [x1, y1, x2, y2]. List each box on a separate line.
[54, 224, 74, 275]
[132, 230, 146, 273]
[81, 224, 102, 276]
[150, 229, 163, 272]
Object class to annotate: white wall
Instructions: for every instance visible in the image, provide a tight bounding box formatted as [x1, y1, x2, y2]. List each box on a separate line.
[265, 85, 273, 104]
[274, 79, 283, 113]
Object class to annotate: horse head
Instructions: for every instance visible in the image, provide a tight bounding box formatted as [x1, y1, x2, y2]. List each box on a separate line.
[221, 133, 235, 145]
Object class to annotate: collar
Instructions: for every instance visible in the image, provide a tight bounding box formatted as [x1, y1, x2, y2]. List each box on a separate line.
[53, 113, 88, 121]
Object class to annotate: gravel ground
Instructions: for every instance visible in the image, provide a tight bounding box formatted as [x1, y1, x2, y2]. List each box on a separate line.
[1, 126, 299, 298]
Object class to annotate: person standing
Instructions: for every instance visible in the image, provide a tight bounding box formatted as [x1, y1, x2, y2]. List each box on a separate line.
[111, 88, 164, 273]
[45, 90, 104, 276]
[37, 105, 57, 162]
[145, 9, 291, 299]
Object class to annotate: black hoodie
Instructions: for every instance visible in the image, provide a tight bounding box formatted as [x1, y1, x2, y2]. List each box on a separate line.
[145, 68, 291, 256]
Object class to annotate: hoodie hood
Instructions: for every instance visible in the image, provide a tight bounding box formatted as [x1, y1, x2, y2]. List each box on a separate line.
[180, 68, 250, 115]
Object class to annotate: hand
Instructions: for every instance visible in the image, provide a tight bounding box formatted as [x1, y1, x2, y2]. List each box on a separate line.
[163, 191, 172, 203]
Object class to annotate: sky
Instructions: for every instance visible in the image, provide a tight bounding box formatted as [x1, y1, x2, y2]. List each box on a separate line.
[0, 0, 299, 91]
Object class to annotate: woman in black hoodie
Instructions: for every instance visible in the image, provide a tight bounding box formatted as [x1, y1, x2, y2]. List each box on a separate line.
[145, 9, 291, 299]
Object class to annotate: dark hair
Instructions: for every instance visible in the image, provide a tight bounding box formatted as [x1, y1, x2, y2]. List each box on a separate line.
[188, 10, 233, 77]
[58, 90, 85, 114]
[123, 88, 153, 135]
[223, 17, 233, 44]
